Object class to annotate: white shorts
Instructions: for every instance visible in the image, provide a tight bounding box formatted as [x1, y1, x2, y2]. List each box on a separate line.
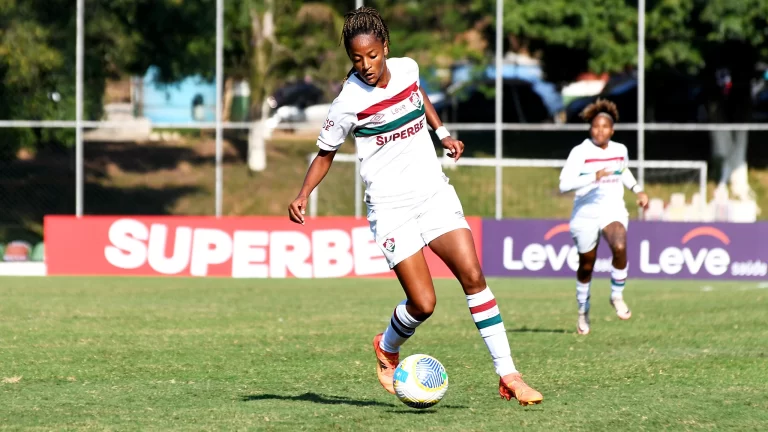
[569, 210, 629, 254]
[368, 185, 470, 269]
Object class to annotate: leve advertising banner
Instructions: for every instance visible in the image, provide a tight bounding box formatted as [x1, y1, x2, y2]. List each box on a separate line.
[482, 219, 768, 280]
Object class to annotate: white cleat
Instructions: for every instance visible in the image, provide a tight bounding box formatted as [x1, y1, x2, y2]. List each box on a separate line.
[610, 297, 632, 320]
[577, 312, 590, 335]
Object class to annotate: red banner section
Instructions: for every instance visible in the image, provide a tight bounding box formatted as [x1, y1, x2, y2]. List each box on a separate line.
[44, 216, 482, 278]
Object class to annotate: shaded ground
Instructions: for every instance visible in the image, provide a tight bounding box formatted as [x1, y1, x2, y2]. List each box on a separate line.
[1, 131, 767, 244]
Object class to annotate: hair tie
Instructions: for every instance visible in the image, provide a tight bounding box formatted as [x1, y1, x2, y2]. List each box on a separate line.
[595, 112, 614, 123]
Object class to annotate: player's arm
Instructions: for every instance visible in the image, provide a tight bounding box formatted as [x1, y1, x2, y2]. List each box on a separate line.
[559, 149, 605, 193]
[421, 88, 443, 132]
[289, 100, 352, 225]
[289, 148, 337, 223]
[620, 151, 650, 208]
[412, 57, 463, 162]
[620, 165, 641, 192]
[420, 88, 464, 161]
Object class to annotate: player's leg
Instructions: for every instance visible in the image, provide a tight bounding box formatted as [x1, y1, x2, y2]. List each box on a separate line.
[422, 186, 542, 405]
[371, 217, 433, 394]
[428, 228, 542, 405]
[570, 218, 599, 335]
[576, 247, 598, 334]
[601, 221, 632, 319]
[379, 251, 436, 353]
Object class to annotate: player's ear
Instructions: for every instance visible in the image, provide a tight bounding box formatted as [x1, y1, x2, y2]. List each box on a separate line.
[383, 41, 389, 57]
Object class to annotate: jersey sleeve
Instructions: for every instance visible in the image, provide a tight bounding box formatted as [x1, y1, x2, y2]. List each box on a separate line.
[316, 97, 355, 151]
[619, 145, 640, 192]
[398, 57, 421, 87]
[410, 58, 421, 87]
[559, 146, 596, 193]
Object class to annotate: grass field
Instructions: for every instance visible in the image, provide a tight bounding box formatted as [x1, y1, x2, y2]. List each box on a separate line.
[1, 276, 767, 431]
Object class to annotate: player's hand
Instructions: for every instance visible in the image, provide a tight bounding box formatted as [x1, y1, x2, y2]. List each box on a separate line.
[441, 137, 464, 162]
[595, 168, 612, 180]
[636, 192, 650, 209]
[288, 194, 307, 225]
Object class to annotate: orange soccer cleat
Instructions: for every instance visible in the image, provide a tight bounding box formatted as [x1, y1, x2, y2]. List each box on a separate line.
[372, 333, 399, 394]
[499, 373, 544, 406]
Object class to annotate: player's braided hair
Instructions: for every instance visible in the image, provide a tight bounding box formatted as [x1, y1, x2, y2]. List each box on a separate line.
[580, 98, 620, 124]
[340, 7, 390, 82]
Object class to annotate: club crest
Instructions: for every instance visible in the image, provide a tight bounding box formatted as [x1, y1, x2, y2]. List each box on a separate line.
[382, 238, 395, 253]
[408, 91, 423, 109]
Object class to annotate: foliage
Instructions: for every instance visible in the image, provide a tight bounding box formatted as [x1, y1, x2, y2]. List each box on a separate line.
[2, 0, 768, 160]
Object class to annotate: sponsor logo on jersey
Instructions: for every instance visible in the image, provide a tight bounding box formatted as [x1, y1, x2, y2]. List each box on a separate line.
[369, 113, 385, 124]
[375, 118, 426, 146]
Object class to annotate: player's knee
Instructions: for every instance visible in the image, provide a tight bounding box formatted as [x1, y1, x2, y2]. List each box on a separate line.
[579, 260, 595, 275]
[460, 267, 487, 294]
[410, 298, 436, 320]
[612, 242, 627, 257]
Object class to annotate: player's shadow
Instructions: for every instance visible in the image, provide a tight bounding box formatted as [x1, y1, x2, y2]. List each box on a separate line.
[241, 393, 468, 411]
[509, 326, 569, 334]
[386, 402, 469, 414]
[241, 392, 396, 407]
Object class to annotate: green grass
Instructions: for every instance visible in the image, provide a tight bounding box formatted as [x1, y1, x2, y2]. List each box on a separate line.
[1, 276, 767, 431]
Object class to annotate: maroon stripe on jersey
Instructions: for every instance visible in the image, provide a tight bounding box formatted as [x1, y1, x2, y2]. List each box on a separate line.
[357, 82, 418, 120]
[585, 157, 624, 163]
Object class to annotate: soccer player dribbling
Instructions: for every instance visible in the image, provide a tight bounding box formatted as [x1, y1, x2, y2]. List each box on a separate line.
[288, 7, 543, 406]
[559, 99, 650, 335]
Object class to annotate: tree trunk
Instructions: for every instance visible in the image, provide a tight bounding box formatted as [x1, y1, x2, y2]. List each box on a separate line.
[247, 0, 274, 172]
[222, 78, 233, 122]
[729, 130, 750, 200]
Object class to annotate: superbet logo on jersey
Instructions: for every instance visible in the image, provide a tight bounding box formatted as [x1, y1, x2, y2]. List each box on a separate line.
[375, 118, 426, 146]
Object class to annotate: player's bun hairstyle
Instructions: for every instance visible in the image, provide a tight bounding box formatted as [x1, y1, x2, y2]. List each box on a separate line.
[580, 98, 620, 124]
[340, 7, 390, 83]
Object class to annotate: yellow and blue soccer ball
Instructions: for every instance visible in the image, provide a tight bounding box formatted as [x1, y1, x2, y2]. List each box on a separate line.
[393, 354, 449, 409]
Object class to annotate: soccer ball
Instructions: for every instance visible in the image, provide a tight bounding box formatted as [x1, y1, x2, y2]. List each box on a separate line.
[393, 354, 449, 409]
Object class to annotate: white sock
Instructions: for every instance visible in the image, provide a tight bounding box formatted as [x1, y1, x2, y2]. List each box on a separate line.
[576, 281, 591, 314]
[380, 300, 423, 353]
[466, 287, 517, 377]
[611, 266, 628, 300]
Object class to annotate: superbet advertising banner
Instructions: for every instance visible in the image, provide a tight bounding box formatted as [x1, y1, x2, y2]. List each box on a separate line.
[43, 216, 482, 278]
[482, 219, 768, 280]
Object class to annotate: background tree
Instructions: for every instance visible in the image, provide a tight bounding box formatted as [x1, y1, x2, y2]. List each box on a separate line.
[493, 0, 768, 199]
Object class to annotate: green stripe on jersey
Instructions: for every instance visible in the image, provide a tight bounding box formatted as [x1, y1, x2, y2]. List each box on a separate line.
[475, 314, 503, 329]
[354, 106, 425, 137]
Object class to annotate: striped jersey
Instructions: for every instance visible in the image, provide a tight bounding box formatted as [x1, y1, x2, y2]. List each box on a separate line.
[559, 139, 638, 219]
[316, 57, 447, 210]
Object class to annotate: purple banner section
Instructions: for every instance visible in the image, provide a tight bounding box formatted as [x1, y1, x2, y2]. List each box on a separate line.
[482, 219, 768, 280]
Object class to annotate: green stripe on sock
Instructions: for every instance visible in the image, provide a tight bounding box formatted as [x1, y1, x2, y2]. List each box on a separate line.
[475, 314, 503, 330]
[611, 279, 626, 286]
